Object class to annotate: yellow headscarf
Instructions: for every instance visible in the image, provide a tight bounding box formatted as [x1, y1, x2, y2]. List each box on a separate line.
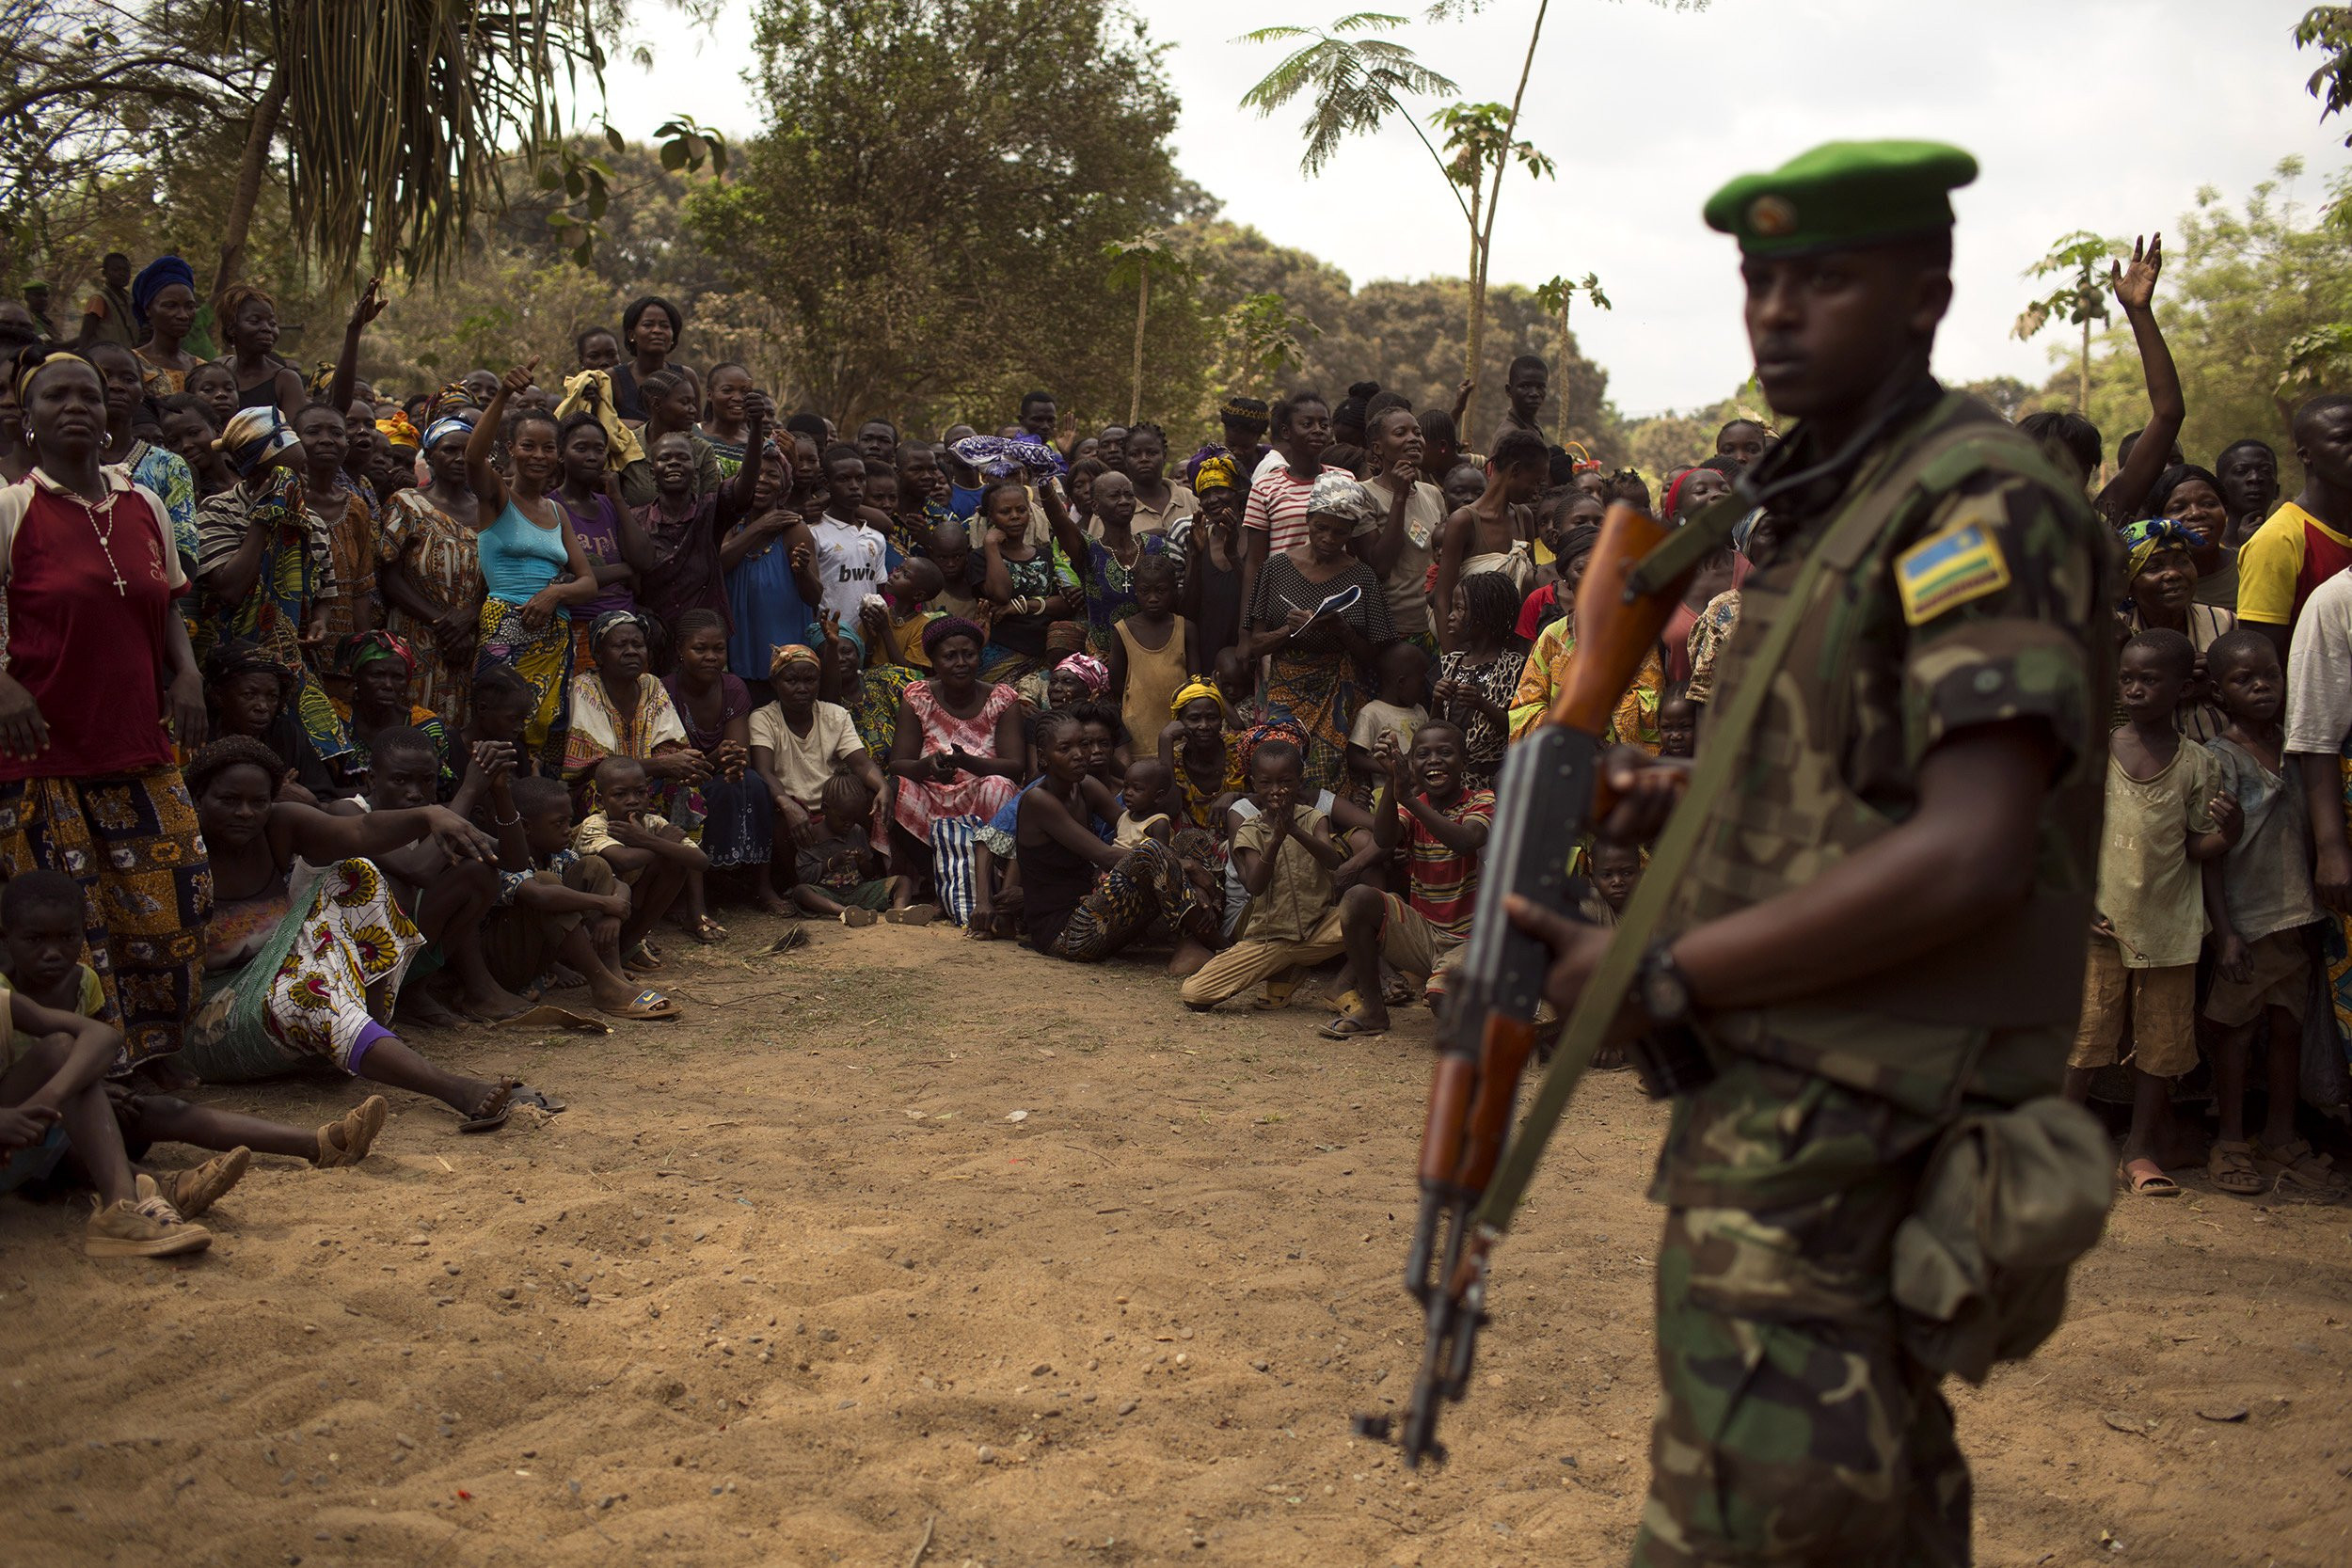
[1169, 676, 1221, 718]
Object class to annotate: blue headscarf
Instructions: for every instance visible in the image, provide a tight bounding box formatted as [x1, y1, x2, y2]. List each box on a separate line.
[2119, 517, 2198, 581]
[950, 434, 1063, 481]
[130, 255, 195, 333]
[422, 414, 474, 450]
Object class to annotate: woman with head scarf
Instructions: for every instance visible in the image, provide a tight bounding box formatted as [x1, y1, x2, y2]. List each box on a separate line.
[190, 404, 355, 777]
[0, 351, 213, 1077]
[377, 412, 485, 726]
[2120, 516, 2234, 742]
[2146, 462, 2238, 610]
[331, 631, 454, 796]
[1243, 472, 1396, 790]
[1182, 452, 1248, 671]
[373, 412, 421, 502]
[131, 255, 202, 397]
[203, 636, 335, 801]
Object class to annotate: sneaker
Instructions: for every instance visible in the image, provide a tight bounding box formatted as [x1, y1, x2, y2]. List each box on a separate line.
[85, 1192, 211, 1259]
[314, 1095, 389, 1168]
[144, 1148, 250, 1218]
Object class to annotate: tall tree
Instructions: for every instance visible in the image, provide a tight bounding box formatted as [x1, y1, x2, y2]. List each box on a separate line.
[1105, 230, 1189, 426]
[691, 0, 1207, 430]
[2013, 230, 2118, 415]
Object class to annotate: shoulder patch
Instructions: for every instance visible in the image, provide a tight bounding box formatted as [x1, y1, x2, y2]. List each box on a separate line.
[1894, 520, 2010, 626]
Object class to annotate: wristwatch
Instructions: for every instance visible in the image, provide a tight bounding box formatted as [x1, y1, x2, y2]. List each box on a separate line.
[1634, 942, 1692, 1026]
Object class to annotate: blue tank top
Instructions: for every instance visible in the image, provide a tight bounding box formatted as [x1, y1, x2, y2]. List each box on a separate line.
[479, 499, 571, 606]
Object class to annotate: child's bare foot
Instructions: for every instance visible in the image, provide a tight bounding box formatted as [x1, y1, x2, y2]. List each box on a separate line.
[755, 890, 796, 917]
[457, 982, 535, 1023]
[396, 987, 462, 1030]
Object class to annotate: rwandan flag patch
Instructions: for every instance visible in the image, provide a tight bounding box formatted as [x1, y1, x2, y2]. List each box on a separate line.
[1894, 521, 2010, 626]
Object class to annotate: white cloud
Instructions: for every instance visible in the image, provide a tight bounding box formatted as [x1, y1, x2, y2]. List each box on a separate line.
[607, 0, 2352, 416]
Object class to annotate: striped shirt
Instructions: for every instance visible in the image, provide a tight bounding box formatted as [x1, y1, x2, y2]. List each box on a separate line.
[1398, 786, 1495, 941]
[1241, 464, 1342, 555]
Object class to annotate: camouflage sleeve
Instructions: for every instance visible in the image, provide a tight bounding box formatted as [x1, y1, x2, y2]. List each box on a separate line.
[1895, 470, 2112, 770]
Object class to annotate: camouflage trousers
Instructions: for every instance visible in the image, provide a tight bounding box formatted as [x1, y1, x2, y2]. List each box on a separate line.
[1631, 1058, 1971, 1568]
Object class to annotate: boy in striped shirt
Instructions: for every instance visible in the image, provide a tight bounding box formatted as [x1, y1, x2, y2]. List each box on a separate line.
[1324, 720, 1494, 1039]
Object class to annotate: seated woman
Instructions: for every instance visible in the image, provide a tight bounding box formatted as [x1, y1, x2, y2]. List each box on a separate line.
[748, 643, 888, 916]
[1016, 709, 1219, 971]
[1157, 677, 1248, 829]
[886, 616, 1025, 923]
[176, 736, 555, 1132]
[660, 607, 771, 891]
[333, 630, 454, 798]
[205, 638, 339, 800]
[1244, 474, 1396, 791]
[562, 610, 726, 942]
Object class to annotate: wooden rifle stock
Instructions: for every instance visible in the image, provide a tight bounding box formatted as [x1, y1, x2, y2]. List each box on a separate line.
[1546, 502, 1681, 741]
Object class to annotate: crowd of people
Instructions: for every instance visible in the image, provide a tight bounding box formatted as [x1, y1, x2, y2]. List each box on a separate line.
[0, 229, 2347, 1258]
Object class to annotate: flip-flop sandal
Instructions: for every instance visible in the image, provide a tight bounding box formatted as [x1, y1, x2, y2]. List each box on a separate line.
[688, 916, 728, 944]
[2206, 1139, 2267, 1196]
[598, 990, 682, 1022]
[840, 908, 880, 927]
[884, 904, 938, 927]
[2118, 1159, 2181, 1197]
[314, 1095, 389, 1168]
[1251, 975, 1302, 1011]
[458, 1083, 564, 1134]
[1326, 989, 1363, 1016]
[490, 1003, 612, 1034]
[1318, 1014, 1390, 1041]
[624, 941, 665, 973]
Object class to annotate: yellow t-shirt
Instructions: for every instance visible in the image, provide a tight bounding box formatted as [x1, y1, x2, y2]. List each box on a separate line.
[2233, 501, 2352, 626]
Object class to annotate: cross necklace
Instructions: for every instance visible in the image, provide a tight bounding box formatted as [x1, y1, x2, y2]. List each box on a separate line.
[65, 488, 127, 594]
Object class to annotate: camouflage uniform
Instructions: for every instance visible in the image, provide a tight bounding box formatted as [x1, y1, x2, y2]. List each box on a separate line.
[1634, 388, 2117, 1567]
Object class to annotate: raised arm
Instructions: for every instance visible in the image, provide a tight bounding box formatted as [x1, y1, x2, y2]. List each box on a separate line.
[326, 277, 386, 418]
[2093, 235, 2182, 524]
[464, 360, 538, 517]
[269, 798, 493, 869]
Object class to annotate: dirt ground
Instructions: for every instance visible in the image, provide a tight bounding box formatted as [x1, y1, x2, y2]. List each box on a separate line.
[5, 911, 2352, 1567]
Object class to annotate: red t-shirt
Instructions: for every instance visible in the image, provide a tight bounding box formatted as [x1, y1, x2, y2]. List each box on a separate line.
[1396, 786, 1496, 941]
[0, 470, 188, 781]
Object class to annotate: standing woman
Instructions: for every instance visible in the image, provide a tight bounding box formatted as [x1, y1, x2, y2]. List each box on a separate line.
[1239, 389, 1337, 624]
[130, 255, 202, 398]
[1359, 405, 1446, 657]
[378, 415, 485, 726]
[1182, 455, 1248, 672]
[0, 351, 212, 1071]
[1244, 473, 1395, 791]
[213, 284, 306, 419]
[465, 361, 601, 773]
[294, 400, 377, 695]
[191, 406, 354, 779]
[549, 413, 638, 677]
[699, 362, 755, 480]
[158, 394, 231, 502]
[87, 341, 198, 571]
[2148, 463, 2238, 610]
[1124, 422, 1198, 544]
[611, 294, 683, 424]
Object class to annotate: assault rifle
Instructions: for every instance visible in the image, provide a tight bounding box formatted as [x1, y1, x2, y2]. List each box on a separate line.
[1365, 500, 1704, 1468]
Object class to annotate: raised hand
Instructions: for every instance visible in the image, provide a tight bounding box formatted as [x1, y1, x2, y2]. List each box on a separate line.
[2110, 233, 2162, 312]
[348, 276, 388, 331]
[501, 358, 541, 398]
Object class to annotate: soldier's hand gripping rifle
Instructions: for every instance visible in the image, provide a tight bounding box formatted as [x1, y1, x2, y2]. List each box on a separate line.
[1373, 500, 1700, 1468]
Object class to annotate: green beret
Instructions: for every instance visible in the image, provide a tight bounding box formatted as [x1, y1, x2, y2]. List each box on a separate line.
[1704, 140, 1978, 257]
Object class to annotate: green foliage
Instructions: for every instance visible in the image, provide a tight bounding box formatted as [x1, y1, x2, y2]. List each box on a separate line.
[1429, 101, 1554, 195]
[1235, 14, 1460, 185]
[2296, 5, 2352, 144]
[2012, 230, 2117, 342]
[688, 0, 1206, 431]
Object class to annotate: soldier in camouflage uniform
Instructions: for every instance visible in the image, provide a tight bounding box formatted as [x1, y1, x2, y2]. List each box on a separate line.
[1510, 142, 2119, 1565]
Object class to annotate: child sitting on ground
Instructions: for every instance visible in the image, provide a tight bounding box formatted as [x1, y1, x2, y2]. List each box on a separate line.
[2066, 628, 2241, 1198]
[0, 888, 212, 1257]
[1180, 739, 1359, 1011]
[1324, 721, 1495, 1039]
[1345, 641, 1431, 800]
[575, 755, 710, 972]
[793, 775, 929, 926]
[2201, 629, 2341, 1197]
[484, 774, 678, 1019]
[2, 871, 389, 1209]
[1115, 758, 1174, 847]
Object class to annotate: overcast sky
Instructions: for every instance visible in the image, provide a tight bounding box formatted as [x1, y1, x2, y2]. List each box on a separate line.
[612, 0, 2351, 415]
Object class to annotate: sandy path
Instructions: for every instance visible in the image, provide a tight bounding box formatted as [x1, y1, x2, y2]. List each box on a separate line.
[5, 914, 2351, 1566]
